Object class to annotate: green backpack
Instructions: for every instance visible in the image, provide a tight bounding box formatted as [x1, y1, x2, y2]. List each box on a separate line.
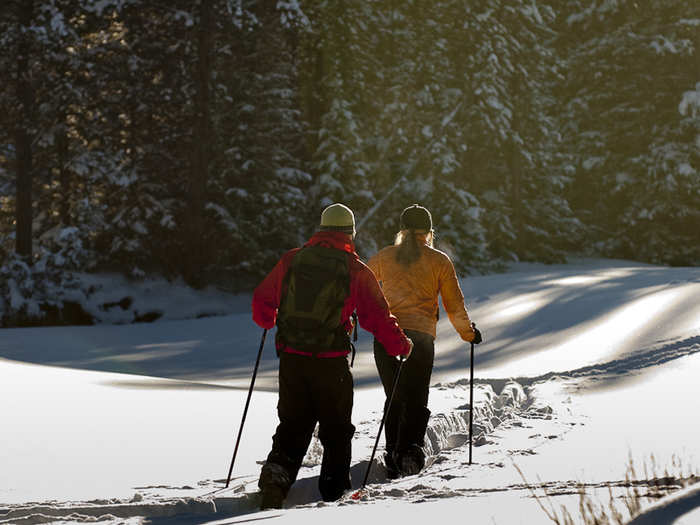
[276, 245, 353, 354]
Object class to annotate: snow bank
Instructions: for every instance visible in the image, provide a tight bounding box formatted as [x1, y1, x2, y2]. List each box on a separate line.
[0, 267, 251, 328]
[75, 273, 250, 324]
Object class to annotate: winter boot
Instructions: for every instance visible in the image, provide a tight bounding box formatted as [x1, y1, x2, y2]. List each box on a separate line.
[395, 444, 426, 476]
[394, 405, 430, 476]
[260, 485, 285, 510]
[259, 462, 292, 510]
[319, 473, 352, 502]
[318, 422, 354, 502]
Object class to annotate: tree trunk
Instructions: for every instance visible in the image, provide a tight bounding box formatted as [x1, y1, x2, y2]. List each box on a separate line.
[57, 116, 70, 226]
[15, 0, 34, 259]
[509, 74, 523, 256]
[188, 0, 212, 284]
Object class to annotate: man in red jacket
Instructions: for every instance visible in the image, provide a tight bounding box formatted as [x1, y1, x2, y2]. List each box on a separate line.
[252, 202, 412, 508]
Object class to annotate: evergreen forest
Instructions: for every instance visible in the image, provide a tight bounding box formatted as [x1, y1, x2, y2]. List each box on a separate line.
[1, 0, 699, 325]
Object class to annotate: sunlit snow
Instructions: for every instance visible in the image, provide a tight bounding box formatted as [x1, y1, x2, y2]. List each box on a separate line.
[1, 259, 699, 525]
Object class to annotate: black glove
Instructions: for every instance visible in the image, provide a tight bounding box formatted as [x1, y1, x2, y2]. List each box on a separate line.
[471, 322, 482, 345]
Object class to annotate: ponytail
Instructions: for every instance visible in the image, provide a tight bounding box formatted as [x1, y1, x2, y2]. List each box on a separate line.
[394, 229, 434, 267]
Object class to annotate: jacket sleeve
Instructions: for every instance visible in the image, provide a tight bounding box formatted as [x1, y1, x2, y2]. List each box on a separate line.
[352, 262, 412, 357]
[438, 255, 475, 342]
[252, 250, 296, 329]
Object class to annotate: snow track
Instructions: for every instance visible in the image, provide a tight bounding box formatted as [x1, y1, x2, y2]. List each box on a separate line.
[274, 377, 555, 507]
[425, 379, 552, 455]
[0, 377, 554, 523]
[503, 334, 700, 387]
[0, 497, 216, 524]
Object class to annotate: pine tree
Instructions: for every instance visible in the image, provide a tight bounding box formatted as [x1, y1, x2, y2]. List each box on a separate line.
[559, 0, 700, 264]
[208, 0, 311, 286]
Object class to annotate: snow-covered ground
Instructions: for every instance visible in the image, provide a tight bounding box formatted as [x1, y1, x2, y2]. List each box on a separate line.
[1, 259, 699, 525]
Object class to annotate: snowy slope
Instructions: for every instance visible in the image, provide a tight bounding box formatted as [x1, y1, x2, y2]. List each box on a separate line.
[1, 259, 699, 525]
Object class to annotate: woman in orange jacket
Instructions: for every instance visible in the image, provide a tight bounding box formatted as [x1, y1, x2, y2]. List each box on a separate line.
[368, 204, 482, 477]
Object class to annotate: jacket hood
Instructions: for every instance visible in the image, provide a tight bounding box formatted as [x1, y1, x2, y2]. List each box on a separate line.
[305, 231, 357, 255]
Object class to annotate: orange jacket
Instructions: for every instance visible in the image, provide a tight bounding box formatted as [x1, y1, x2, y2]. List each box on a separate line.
[367, 241, 475, 341]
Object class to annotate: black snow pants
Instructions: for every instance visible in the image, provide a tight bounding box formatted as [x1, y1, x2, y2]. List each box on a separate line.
[373, 329, 434, 459]
[260, 352, 355, 502]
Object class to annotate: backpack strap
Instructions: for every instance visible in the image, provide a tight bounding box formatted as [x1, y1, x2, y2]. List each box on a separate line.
[349, 342, 356, 367]
[352, 311, 358, 342]
[349, 311, 358, 367]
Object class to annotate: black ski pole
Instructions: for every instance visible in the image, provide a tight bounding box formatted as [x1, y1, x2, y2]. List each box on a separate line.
[354, 355, 406, 495]
[225, 328, 267, 488]
[468, 341, 474, 465]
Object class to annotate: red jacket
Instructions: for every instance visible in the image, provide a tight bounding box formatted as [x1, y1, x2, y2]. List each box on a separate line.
[252, 231, 412, 358]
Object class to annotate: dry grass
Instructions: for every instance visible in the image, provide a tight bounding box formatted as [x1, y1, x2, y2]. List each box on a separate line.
[515, 454, 699, 525]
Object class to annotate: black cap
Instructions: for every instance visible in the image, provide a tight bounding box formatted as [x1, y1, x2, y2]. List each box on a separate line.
[400, 204, 432, 231]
